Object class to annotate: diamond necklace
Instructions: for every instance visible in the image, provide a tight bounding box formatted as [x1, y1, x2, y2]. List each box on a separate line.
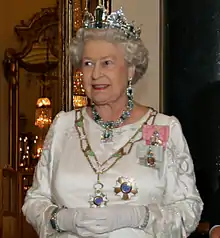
[91, 95, 134, 142]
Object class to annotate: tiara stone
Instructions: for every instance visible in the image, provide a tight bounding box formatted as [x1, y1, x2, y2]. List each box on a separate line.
[82, 2, 141, 40]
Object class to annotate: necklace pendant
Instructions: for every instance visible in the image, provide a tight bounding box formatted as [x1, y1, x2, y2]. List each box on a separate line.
[89, 182, 108, 208]
[101, 129, 113, 143]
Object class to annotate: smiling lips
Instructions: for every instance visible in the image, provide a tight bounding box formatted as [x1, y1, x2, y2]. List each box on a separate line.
[92, 84, 109, 90]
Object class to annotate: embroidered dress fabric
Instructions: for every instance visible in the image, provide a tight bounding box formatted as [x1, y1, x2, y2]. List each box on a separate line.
[22, 108, 203, 238]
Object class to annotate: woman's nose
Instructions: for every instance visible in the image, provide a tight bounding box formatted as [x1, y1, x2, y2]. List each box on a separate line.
[92, 63, 102, 80]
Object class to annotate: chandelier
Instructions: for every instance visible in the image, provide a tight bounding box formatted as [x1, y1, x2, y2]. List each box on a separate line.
[35, 36, 53, 129]
[35, 97, 52, 128]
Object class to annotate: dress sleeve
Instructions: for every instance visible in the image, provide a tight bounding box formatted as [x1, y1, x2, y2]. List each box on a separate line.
[145, 116, 203, 237]
[22, 111, 65, 238]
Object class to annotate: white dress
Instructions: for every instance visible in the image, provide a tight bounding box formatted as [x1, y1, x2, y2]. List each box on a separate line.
[22, 107, 203, 238]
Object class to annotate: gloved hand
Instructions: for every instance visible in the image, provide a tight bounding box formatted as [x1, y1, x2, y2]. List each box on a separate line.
[56, 207, 109, 237]
[80, 205, 149, 234]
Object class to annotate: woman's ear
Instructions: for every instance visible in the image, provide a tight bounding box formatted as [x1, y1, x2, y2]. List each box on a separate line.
[128, 65, 136, 79]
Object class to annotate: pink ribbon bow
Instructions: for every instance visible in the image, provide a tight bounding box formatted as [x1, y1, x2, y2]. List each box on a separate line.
[142, 125, 169, 149]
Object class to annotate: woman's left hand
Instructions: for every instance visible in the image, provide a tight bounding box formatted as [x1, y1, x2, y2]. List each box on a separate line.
[80, 205, 147, 234]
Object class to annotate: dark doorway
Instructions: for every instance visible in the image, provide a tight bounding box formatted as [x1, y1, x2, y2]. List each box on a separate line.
[163, 0, 220, 229]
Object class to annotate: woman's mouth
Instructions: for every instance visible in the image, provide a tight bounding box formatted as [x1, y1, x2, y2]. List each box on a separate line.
[92, 84, 109, 90]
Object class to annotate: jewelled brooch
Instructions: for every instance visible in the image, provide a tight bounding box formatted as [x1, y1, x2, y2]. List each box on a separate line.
[114, 176, 138, 200]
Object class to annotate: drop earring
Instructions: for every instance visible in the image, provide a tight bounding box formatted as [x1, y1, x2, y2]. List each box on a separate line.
[127, 78, 133, 100]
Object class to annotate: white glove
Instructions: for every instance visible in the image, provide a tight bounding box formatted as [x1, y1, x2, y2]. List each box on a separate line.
[56, 208, 109, 237]
[80, 205, 148, 234]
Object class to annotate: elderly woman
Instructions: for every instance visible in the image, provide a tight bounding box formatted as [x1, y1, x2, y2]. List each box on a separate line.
[22, 5, 203, 238]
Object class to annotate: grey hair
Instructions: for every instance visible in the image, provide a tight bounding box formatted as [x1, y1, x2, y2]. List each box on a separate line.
[69, 28, 149, 84]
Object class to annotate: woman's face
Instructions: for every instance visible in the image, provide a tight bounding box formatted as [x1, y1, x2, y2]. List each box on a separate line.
[81, 39, 134, 105]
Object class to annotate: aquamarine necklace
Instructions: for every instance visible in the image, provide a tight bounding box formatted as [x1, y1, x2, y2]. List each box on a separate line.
[91, 95, 134, 143]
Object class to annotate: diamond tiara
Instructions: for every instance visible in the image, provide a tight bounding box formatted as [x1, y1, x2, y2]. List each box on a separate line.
[82, 0, 142, 40]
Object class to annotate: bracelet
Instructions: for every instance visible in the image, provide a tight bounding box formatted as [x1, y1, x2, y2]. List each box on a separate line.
[50, 206, 66, 232]
[139, 206, 150, 229]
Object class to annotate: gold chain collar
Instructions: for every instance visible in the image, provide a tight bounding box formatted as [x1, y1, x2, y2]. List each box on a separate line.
[74, 107, 157, 175]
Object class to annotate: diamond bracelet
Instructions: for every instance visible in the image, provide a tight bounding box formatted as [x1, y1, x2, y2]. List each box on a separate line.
[50, 206, 66, 232]
[139, 206, 150, 229]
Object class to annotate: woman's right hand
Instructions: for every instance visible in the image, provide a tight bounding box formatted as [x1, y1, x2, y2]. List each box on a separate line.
[56, 207, 109, 237]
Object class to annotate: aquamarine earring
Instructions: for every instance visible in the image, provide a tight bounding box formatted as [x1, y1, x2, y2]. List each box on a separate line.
[126, 78, 133, 100]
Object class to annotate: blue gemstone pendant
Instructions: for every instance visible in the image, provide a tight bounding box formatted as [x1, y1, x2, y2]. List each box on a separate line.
[89, 182, 108, 208]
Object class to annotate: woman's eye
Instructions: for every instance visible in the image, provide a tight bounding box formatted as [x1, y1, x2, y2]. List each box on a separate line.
[103, 60, 113, 66]
[83, 61, 93, 66]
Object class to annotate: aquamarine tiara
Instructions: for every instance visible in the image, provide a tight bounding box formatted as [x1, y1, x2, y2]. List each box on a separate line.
[82, 1, 141, 40]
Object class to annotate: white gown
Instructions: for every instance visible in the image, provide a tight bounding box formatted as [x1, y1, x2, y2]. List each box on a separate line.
[22, 107, 203, 238]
